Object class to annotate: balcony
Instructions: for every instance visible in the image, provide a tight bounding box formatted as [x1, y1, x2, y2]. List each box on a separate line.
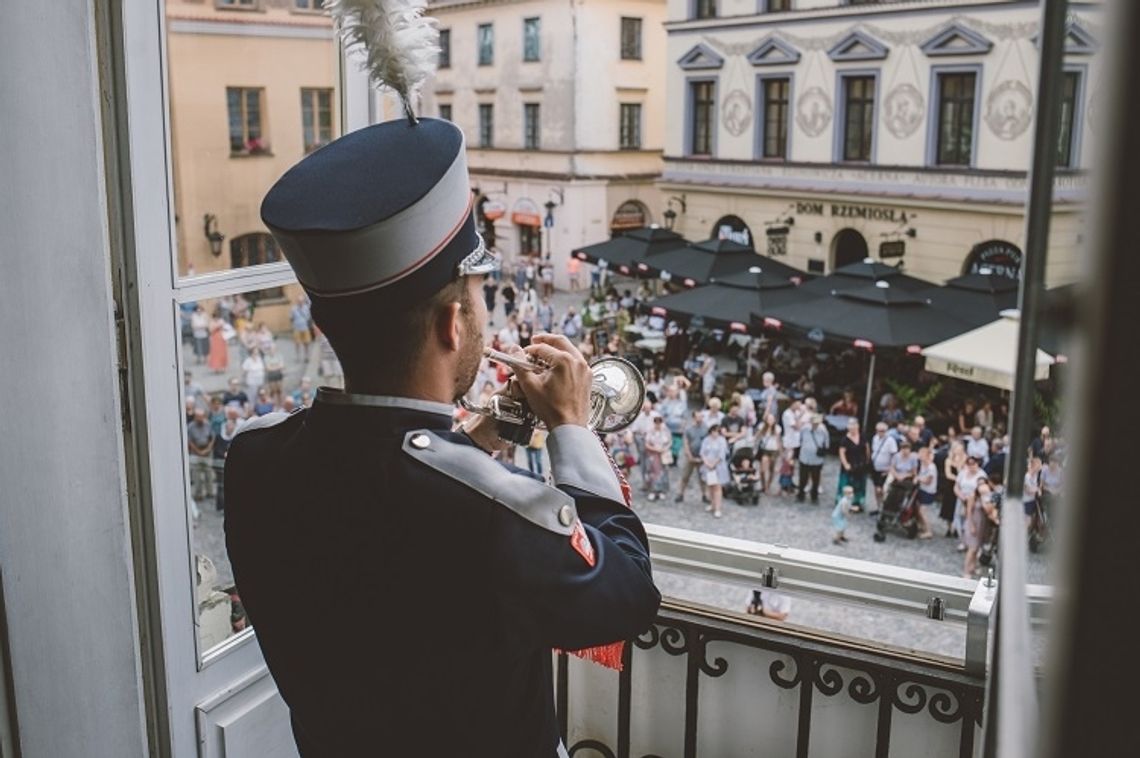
[556, 524, 1048, 758]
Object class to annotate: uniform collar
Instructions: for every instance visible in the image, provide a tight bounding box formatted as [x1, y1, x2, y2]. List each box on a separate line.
[315, 387, 455, 420]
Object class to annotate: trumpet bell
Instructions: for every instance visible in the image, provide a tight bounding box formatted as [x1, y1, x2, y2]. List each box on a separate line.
[587, 357, 646, 433]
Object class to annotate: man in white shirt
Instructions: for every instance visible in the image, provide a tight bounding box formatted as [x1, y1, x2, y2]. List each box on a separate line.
[868, 422, 899, 515]
[497, 314, 520, 348]
[965, 426, 990, 467]
[782, 400, 805, 459]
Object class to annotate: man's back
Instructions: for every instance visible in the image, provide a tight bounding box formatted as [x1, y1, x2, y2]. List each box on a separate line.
[224, 393, 659, 757]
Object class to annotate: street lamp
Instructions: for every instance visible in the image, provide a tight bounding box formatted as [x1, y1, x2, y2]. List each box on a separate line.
[203, 214, 225, 257]
[663, 194, 687, 231]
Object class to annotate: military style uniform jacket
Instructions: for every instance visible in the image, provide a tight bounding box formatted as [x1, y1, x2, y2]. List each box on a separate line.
[224, 389, 661, 757]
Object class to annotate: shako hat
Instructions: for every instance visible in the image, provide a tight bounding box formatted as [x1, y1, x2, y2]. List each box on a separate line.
[261, 117, 497, 310]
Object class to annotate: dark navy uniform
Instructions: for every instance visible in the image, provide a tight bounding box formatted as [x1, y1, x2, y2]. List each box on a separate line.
[225, 390, 660, 757]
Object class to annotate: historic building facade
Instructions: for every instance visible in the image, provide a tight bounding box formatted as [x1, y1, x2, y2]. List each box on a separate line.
[424, 0, 669, 289]
[166, 0, 339, 326]
[661, 0, 1101, 285]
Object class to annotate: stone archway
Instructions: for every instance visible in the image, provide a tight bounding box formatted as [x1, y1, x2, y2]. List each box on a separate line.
[831, 228, 868, 270]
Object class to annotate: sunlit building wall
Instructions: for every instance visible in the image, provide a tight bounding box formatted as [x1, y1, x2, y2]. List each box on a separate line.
[424, 0, 669, 289]
[662, 0, 1101, 284]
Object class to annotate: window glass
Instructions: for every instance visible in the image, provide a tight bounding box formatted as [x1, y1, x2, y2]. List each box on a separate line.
[479, 103, 494, 148]
[694, 0, 717, 20]
[842, 75, 875, 162]
[620, 17, 642, 60]
[439, 103, 452, 122]
[762, 78, 789, 159]
[167, 0, 339, 281]
[936, 72, 976, 166]
[439, 28, 451, 69]
[1057, 71, 1080, 168]
[620, 103, 642, 150]
[523, 18, 541, 62]
[478, 23, 494, 66]
[524, 103, 541, 149]
[690, 81, 715, 155]
[180, 284, 331, 653]
[766, 0, 791, 11]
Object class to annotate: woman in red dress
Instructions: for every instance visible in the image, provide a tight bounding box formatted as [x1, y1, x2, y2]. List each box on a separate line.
[207, 311, 229, 373]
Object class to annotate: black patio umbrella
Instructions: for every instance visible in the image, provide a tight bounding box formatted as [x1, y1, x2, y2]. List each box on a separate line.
[796, 258, 931, 297]
[635, 238, 806, 288]
[712, 257, 812, 286]
[757, 280, 976, 428]
[922, 272, 1020, 326]
[572, 227, 687, 277]
[644, 268, 805, 332]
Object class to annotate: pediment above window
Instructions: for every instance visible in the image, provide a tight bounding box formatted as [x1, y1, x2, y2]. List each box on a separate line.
[920, 23, 993, 56]
[748, 35, 801, 66]
[1032, 21, 1098, 54]
[827, 30, 889, 62]
[678, 43, 725, 71]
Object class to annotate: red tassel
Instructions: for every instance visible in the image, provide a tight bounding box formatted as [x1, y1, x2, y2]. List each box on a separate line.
[559, 641, 626, 671]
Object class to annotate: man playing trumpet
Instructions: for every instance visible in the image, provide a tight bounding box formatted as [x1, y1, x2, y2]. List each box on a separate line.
[223, 115, 660, 757]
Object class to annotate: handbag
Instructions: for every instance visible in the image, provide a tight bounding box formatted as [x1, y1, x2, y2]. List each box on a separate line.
[661, 449, 674, 466]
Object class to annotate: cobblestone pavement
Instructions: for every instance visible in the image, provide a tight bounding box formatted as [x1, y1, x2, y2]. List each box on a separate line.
[189, 285, 1054, 661]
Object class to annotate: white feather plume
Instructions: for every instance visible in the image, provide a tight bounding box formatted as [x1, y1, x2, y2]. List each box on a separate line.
[327, 0, 440, 121]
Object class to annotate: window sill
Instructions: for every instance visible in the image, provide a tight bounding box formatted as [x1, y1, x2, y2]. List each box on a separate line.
[230, 151, 275, 159]
[620, 55, 644, 62]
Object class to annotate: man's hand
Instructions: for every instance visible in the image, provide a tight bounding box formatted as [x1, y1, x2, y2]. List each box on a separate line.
[512, 334, 592, 429]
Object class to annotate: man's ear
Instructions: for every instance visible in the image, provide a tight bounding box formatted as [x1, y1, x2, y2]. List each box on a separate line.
[437, 300, 462, 353]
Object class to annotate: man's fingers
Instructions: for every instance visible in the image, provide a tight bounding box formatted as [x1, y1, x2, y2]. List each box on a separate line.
[530, 332, 580, 356]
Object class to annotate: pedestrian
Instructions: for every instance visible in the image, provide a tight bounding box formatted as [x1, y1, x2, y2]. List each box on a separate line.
[698, 351, 717, 400]
[1023, 453, 1043, 531]
[497, 314, 520, 348]
[953, 456, 986, 552]
[540, 258, 555, 297]
[658, 383, 688, 466]
[231, 114, 660, 756]
[525, 426, 546, 478]
[940, 440, 966, 536]
[290, 296, 313, 364]
[560, 306, 582, 339]
[187, 407, 215, 501]
[501, 280, 516, 318]
[536, 296, 554, 333]
[190, 305, 210, 365]
[208, 310, 229, 374]
[241, 346, 265, 400]
[482, 277, 498, 326]
[963, 477, 996, 577]
[263, 343, 285, 404]
[868, 422, 899, 516]
[832, 485, 854, 545]
[628, 401, 654, 492]
[675, 409, 708, 504]
[777, 449, 796, 495]
[781, 399, 805, 461]
[567, 256, 581, 291]
[213, 416, 238, 512]
[837, 418, 869, 512]
[965, 426, 990, 467]
[795, 414, 829, 503]
[644, 415, 673, 502]
[829, 389, 858, 418]
[915, 445, 938, 539]
[699, 424, 729, 518]
[757, 412, 782, 494]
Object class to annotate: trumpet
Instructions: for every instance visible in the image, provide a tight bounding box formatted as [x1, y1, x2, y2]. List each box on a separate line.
[461, 348, 646, 444]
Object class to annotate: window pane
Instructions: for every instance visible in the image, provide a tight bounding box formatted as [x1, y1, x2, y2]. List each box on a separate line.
[478, 24, 494, 65]
[438, 29, 451, 68]
[1057, 72, 1079, 168]
[523, 18, 540, 62]
[180, 285, 331, 654]
[167, 4, 339, 280]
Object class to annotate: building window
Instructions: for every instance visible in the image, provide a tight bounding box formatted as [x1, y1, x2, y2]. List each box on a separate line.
[690, 80, 715, 156]
[478, 23, 494, 66]
[479, 104, 494, 148]
[760, 77, 790, 159]
[694, 0, 717, 19]
[621, 17, 642, 60]
[226, 87, 267, 155]
[292, 0, 324, 11]
[620, 104, 642, 150]
[840, 75, 875, 162]
[439, 103, 452, 122]
[229, 234, 284, 299]
[300, 88, 333, 153]
[439, 29, 451, 69]
[524, 103, 541, 149]
[764, 0, 791, 10]
[1057, 70, 1081, 168]
[217, 0, 257, 8]
[935, 71, 976, 166]
[523, 18, 541, 62]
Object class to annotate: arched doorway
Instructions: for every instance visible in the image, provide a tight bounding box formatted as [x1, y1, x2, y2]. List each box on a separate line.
[831, 228, 868, 270]
[711, 215, 754, 249]
[963, 240, 1022, 279]
[611, 200, 650, 235]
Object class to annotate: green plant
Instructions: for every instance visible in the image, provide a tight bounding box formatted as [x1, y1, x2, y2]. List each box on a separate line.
[885, 378, 942, 417]
[1033, 391, 1063, 432]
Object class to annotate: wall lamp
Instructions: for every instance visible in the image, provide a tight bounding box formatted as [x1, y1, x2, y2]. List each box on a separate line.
[662, 194, 687, 230]
[203, 214, 225, 257]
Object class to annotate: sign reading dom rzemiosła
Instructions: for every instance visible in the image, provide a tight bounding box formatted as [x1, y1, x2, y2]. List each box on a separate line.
[795, 201, 911, 223]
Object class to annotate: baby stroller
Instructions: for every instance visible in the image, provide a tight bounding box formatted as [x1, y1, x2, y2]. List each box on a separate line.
[726, 444, 761, 505]
[873, 479, 920, 542]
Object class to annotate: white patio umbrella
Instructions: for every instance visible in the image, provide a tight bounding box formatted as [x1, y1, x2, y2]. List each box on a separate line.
[921, 310, 1055, 391]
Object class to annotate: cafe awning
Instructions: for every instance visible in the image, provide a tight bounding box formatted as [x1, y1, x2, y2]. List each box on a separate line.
[572, 227, 688, 276]
[921, 310, 1055, 391]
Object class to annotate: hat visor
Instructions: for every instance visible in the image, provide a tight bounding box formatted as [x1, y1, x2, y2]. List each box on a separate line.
[456, 234, 501, 277]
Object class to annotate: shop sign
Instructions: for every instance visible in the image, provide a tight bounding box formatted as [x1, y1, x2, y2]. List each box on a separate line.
[713, 215, 753, 248]
[795, 201, 910, 223]
[965, 240, 1022, 279]
[879, 240, 906, 258]
[766, 226, 788, 257]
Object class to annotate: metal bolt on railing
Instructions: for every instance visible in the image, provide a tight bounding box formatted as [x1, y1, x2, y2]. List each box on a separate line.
[927, 596, 946, 621]
[761, 566, 778, 589]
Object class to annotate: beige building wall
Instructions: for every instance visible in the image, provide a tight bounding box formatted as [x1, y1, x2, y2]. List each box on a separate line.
[425, 0, 669, 290]
[660, 0, 1099, 286]
[166, 0, 339, 328]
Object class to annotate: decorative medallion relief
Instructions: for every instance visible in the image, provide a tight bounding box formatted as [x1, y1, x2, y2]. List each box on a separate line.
[984, 80, 1034, 140]
[796, 86, 833, 138]
[722, 89, 753, 137]
[882, 84, 925, 139]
